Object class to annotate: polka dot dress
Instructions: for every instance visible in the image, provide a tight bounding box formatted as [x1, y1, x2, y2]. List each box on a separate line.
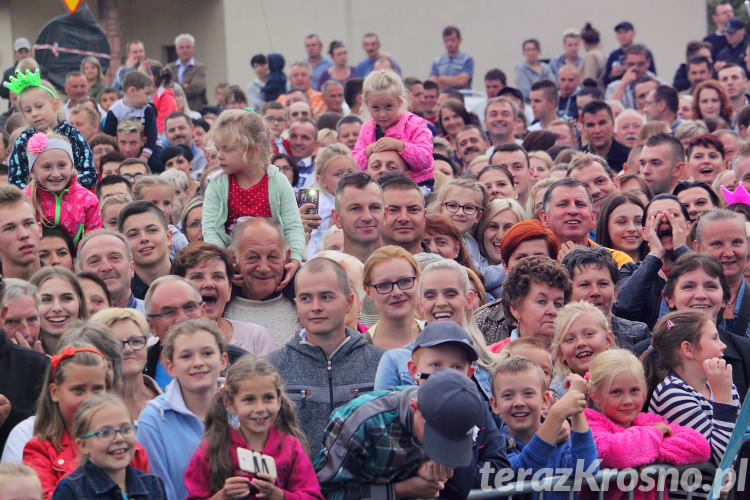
[225, 173, 272, 234]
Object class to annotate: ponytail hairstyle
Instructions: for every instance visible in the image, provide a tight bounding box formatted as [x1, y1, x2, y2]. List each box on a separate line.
[204, 354, 307, 493]
[419, 259, 497, 373]
[588, 349, 646, 411]
[33, 341, 108, 448]
[73, 393, 131, 465]
[641, 310, 708, 400]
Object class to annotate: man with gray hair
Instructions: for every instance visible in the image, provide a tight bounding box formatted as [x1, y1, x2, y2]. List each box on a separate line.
[540, 178, 632, 267]
[277, 61, 324, 114]
[694, 209, 750, 338]
[166, 33, 207, 110]
[0, 278, 40, 351]
[77, 229, 144, 312]
[224, 217, 300, 346]
[305, 34, 333, 90]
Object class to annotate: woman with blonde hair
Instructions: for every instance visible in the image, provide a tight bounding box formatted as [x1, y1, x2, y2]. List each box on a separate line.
[90, 308, 162, 419]
[363, 245, 423, 349]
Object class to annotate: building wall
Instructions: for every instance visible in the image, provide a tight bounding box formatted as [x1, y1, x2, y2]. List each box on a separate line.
[223, 0, 706, 95]
[3, 0, 706, 104]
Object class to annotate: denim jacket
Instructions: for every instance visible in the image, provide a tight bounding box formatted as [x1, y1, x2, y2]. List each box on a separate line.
[51, 461, 166, 500]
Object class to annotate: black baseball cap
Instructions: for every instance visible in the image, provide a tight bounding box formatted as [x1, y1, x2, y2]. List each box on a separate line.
[410, 322, 478, 362]
[614, 21, 634, 31]
[417, 369, 483, 467]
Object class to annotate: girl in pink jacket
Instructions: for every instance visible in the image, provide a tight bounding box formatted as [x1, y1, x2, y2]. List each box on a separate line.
[23, 132, 101, 245]
[352, 69, 434, 186]
[184, 355, 323, 500]
[585, 349, 710, 500]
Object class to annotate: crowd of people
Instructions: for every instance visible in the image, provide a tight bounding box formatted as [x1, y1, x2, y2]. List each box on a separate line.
[1, 6, 750, 499]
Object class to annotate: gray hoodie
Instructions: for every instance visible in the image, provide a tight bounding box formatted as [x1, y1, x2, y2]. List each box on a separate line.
[266, 328, 384, 456]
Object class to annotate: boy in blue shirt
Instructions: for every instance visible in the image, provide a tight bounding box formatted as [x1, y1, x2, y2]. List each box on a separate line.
[490, 356, 599, 497]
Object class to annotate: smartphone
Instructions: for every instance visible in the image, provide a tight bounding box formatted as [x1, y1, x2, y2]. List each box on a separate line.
[297, 188, 319, 214]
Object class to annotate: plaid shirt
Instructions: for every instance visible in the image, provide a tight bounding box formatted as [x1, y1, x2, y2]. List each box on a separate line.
[8, 121, 96, 189]
[314, 387, 428, 500]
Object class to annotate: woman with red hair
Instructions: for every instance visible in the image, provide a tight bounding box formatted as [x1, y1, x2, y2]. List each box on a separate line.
[692, 80, 733, 124]
[474, 220, 560, 344]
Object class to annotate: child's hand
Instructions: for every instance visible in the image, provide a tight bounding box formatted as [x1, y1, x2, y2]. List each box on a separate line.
[653, 422, 673, 437]
[550, 389, 587, 420]
[219, 476, 251, 499]
[704, 358, 734, 404]
[252, 473, 283, 500]
[555, 419, 571, 444]
[276, 259, 300, 292]
[564, 373, 587, 394]
[372, 137, 405, 153]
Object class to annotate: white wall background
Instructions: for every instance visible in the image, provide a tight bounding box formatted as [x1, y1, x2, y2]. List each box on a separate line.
[4, 0, 706, 104]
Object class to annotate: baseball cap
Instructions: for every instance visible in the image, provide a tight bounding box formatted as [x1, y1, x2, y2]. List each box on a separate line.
[410, 322, 478, 362]
[417, 369, 483, 467]
[14, 38, 31, 52]
[725, 18, 746, 34]
[614, 21, 634, 32]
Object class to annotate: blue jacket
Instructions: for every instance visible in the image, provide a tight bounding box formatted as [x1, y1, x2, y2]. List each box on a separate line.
[51, 460, 166, 500]
[374, 344, 495, 401]
[136, 379, 204, 500]
[505, 430, 599, 500]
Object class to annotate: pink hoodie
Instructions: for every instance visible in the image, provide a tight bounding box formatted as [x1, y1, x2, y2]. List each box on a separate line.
[353, 111, 434, 183]
[584, 408, 710, 500]
[184, 426, 323, 500]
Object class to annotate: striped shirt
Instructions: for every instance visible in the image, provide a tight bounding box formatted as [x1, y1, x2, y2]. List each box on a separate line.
[649, 370, 740, 466]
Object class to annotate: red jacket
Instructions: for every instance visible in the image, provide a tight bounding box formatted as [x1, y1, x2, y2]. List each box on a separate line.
[23, 430, 150, 499]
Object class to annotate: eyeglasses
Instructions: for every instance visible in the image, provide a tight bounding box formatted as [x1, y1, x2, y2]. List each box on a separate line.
[442, 201, 482, 215]
[81, 424, 137, 442]
[369, 276, 416, 295]
[121, 173, 144, 181]
[265, 117, 286, 124]
[147, 300, 203, 319]
[121, 336, 147, 351]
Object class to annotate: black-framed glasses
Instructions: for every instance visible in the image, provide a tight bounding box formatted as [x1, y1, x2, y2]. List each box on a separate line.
[121, 336, 147, 351]
[121, 173, 144, 182]
[81, 424, 137, 442]
[265, 116, 286, 124]
[147, 301, 203, 320]
[369, 276, 417, 295]
[442, 201, 482, 215]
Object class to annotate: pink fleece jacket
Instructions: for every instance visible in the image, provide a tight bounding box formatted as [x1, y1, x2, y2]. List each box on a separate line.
[352, 111, 434, 183]
[184, 426, 323, 500]
[23, 176, 102, 244]
[584, 408, 710, 500]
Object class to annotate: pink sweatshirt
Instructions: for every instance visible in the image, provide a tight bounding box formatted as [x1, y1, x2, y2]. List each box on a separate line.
[184, 426, 323, 500]
[23, 176, 102, 244]
[352, 111, 434, 183]
[584, 408, 710, 500]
